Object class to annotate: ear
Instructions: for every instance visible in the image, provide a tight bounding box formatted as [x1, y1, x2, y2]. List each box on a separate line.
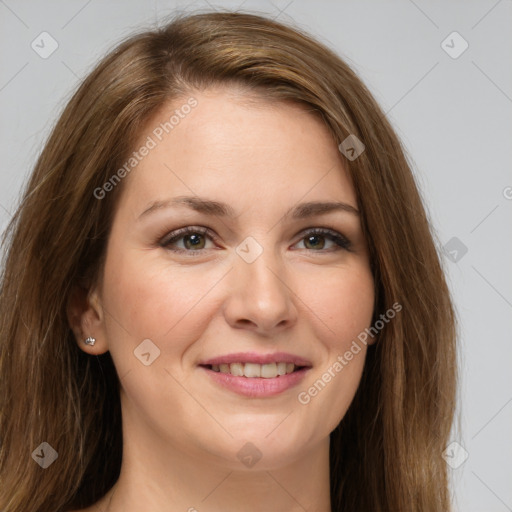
[67, 284, 109, 354]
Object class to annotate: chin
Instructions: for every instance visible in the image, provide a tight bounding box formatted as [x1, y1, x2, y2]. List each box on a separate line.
[196, 424, 316, 471]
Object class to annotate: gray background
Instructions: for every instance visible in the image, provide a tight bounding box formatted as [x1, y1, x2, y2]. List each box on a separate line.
[1, 0, 511, 510]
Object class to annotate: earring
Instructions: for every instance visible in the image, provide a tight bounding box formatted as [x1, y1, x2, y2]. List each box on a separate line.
[84, 336, 96, 346]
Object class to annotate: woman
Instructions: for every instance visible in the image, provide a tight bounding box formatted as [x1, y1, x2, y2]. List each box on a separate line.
[0, 10, 456, 512]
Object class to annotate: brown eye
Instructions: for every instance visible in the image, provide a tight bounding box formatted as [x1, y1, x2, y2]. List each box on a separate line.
[180, 233, 206, 250]
[303, 234, 326, 250]
[294, 228, 352, 252]
[161, 226, 216, 253]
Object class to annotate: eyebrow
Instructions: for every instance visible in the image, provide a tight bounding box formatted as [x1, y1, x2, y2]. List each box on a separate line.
[137, 195, 359, 221]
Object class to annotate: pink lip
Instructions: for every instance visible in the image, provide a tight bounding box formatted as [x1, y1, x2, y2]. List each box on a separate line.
[199, 351, 312, 366]
[198, 352, 312, 398]
[200, 366, 310, 398]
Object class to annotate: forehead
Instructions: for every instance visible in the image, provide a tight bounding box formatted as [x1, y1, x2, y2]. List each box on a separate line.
[117, 88, 356, 214]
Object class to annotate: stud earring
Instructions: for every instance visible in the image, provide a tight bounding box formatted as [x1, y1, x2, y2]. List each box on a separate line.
[84, 336, 96, 346]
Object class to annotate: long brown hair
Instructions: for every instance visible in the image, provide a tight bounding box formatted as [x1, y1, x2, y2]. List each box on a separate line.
[0, 10, 456, 511]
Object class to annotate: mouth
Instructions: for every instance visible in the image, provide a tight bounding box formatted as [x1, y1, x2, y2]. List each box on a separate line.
[198, 352, 312, 397]
[200, 362, 306, 378]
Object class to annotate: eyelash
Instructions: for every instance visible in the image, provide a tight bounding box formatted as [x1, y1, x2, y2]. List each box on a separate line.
[159, 226, 352, 255]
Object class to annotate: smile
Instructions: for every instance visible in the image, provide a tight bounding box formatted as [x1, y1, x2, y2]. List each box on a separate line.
[198, 352, 312, 397]
[209, 362, 299, 378]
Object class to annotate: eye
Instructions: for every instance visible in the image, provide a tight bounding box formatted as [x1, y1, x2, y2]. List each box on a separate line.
[160, 226, 352, 255]
[293, 228, 352, 252]
[160, 226, 217, 254]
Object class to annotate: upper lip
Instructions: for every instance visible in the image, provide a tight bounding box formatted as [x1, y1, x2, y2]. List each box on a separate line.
[199, 351, 312, 367]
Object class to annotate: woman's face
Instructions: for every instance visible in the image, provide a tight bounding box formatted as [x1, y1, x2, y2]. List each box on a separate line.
[92, 86, 374, 469]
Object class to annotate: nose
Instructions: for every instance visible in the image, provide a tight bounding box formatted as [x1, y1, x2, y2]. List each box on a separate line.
[223, 247, 298, 336]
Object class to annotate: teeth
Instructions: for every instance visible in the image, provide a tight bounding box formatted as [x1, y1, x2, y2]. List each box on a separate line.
[229, 363, 244, 376]
[210, 362, 298, 378]
[244, 363, 261, 378]
[261, 363, 277, 378]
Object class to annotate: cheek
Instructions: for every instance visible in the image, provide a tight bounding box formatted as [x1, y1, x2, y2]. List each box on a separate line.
[300, 262, 375, 348]
[101, 247, 229, 353]
[293, 263, 374, 432]
[99, 249, 228, 425]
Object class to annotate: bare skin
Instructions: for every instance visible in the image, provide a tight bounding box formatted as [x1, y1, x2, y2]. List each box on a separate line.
[68, 86, 375, 512]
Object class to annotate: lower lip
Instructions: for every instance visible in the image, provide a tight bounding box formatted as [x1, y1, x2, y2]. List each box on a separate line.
[200, 366, 310, 397]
